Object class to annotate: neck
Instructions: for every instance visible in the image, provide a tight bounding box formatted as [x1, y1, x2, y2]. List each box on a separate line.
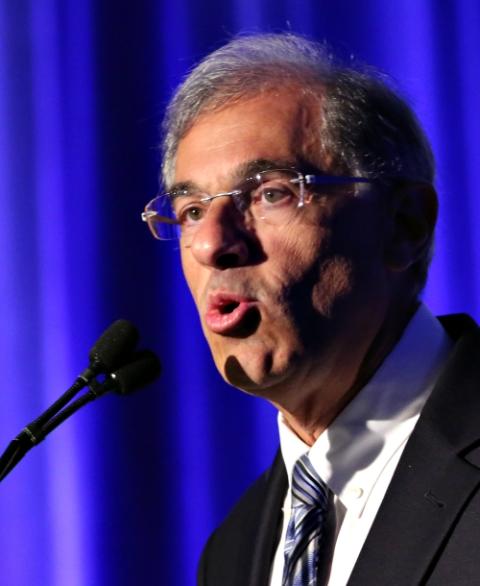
[278, 297, 419, 446]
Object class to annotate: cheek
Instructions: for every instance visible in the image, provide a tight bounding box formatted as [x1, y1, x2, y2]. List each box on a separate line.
[264, 220, 327, 276]
[311, 256, 354, 317]
[258, 226, 332, 322]
[181, 251, 204, 304]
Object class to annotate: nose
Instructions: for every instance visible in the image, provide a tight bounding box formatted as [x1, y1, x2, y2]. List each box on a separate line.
[189, 198, 251, 269]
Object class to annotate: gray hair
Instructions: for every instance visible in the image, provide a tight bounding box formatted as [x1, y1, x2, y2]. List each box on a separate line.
[161, 33, 436, 292]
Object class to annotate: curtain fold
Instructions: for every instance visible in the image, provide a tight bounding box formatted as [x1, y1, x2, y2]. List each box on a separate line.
[1, 2, 479, 584]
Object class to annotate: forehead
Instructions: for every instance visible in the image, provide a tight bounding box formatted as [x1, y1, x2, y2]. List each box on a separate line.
[173, 89, 323, 190]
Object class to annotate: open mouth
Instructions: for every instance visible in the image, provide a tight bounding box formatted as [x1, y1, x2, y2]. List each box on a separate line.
[218, 301, 240, 314]
[205, 293, 260, 336]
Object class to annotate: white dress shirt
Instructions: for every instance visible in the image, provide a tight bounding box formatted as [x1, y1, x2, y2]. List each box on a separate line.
[269, 305, 453, 585]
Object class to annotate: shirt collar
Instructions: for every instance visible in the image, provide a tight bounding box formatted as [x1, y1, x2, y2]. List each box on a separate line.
[278, 304, 453, 514]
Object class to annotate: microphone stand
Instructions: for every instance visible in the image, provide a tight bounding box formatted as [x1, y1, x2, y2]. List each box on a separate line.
[0, 373, 100, 482]
[0, 319, 141, 483]
[0, 348, 161, 482]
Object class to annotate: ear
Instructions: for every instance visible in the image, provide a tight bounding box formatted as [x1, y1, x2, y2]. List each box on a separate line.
[384, 182, 438, 272]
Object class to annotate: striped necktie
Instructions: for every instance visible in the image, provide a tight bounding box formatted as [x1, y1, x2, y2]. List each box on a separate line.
[282, 453, 332, 586]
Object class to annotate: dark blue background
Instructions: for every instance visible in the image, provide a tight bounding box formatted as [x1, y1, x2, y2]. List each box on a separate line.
[0, 1, 479, 584]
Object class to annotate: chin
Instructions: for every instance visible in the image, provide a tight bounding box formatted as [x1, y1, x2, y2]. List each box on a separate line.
[219, 345, 298, 396]
[206, 315, 303, 392]
[222, 354, 267, 391]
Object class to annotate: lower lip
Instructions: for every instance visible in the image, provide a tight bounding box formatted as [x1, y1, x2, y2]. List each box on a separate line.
[204, 301, 257, 334]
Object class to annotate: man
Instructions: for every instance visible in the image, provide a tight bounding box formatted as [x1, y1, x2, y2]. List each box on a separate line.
[142, 34, 480, 585]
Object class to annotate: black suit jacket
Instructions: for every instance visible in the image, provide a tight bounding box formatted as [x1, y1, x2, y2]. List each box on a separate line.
[198, 315, 480, 585]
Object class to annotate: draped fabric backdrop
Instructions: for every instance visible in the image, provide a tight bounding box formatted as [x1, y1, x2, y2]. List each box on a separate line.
[0, 1, 479, 585]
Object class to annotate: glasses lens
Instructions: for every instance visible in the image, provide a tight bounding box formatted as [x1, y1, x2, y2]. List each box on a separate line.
[249, 169, 303, 224]
[143, 170, 308, 242]
[144, 195, 180, 240]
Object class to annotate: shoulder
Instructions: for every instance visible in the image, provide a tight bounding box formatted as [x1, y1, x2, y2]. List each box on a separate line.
[437, 313, 479, 342]
[434, 313, 480, 394]
[433, 313, 480, 390]
[197, 450, 287, 586]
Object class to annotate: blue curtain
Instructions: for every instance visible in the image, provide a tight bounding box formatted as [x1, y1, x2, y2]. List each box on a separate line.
[1, 1, 479, 584]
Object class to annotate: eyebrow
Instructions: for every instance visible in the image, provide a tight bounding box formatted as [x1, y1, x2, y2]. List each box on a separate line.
[168, 180, 198, 199]
[232, 158, 298, 180]
[167, 158, 299, 198]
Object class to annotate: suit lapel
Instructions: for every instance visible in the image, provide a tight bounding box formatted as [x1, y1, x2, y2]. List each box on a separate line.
[349, 323, 480, 585]
[349, 425, 480, 585]
[248, 450, 288, 586]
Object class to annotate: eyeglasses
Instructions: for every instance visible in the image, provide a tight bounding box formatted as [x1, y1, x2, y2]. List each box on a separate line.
[141, 168, 373, 243]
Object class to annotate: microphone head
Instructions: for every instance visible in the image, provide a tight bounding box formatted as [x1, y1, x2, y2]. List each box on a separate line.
[109, 350, 162, 395]
[89, 319, 139, 374]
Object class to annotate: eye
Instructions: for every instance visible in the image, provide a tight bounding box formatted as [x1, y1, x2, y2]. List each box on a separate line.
[261, 187, 292, 204]
[174, 200, 209, 227]
[253, 181, 298, 207]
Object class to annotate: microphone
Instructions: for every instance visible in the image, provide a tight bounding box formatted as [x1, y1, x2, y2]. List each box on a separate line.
[15, 320, 141, 444]
[81, 319, 140, 381]
[34, 350, 162, 443]
[0, 321, 161, 482]
[108, 350, 162, 395]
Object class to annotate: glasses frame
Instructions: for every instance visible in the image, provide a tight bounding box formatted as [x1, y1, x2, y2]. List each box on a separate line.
[141, 168, 374, 241]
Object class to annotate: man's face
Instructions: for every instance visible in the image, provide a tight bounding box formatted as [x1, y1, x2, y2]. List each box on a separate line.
[173, 90, 391, 406]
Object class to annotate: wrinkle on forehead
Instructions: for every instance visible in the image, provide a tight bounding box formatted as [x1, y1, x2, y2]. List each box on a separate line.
[168, 158, 299, 196]
[173, 86, 328, 190]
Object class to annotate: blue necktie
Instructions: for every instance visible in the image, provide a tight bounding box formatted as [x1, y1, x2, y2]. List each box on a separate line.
[282, 454, 332, 586]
